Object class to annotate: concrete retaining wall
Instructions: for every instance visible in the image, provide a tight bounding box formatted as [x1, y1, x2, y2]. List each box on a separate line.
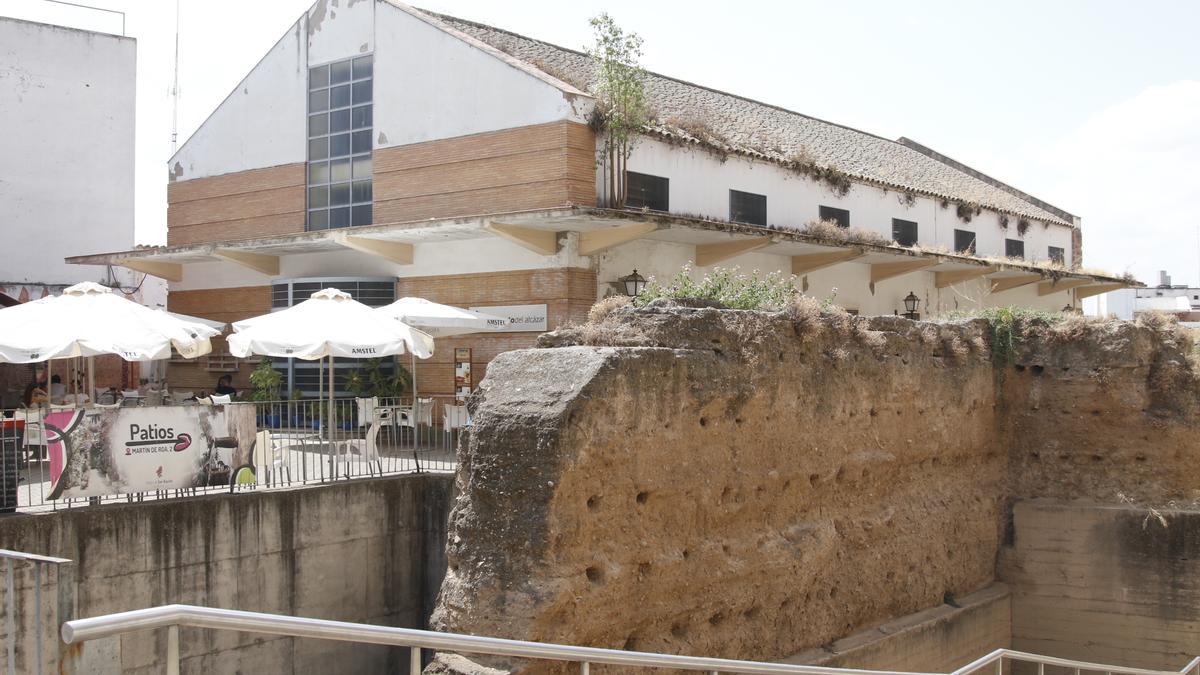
[0, 473, 455, 674]
[1002, 501, 1200, 670]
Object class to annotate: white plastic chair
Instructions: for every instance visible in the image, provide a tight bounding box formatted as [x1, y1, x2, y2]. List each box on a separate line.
[256, 429, 291, 486]
[442, 404, 470, 452]
[338, 420, 382, 476]
[210, 394, 232, 405]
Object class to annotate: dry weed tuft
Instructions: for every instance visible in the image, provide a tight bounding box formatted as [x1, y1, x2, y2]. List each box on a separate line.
[588, 295, 631, 324]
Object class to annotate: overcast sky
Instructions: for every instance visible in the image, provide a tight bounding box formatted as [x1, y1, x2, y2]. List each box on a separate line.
[4, 0, 1199, 285]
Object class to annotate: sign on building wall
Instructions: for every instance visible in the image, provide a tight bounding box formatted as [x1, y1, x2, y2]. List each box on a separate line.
[42, 404, 257, 499]
[454, 348, 472, 401]
[469, 304, 548, 333]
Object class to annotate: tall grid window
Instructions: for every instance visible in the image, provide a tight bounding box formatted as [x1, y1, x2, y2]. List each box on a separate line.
[308, 55, 373, 230]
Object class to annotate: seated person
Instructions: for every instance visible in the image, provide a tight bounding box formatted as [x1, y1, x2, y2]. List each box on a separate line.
[22, 382, 48, 407]
[49, 375, 66, 402]
[214, 375, 237, 398]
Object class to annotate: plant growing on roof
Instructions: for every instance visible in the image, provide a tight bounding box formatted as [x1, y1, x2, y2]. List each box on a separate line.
[634, 264, 798, 310]
[1016, 218, 1031, 236]
[956, 201, 983, 223]
[998, 214, 1010, 230]
[587, 13, 649, 208]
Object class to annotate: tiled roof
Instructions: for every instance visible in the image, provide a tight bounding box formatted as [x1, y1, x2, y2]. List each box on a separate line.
[419, 9, 1076, 228]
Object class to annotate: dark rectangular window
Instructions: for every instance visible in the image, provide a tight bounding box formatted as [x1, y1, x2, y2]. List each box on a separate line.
[1048, 246, 1065, 264]
[729, 190, 767, 226]
[1006, 239, 1025, 259]
[819, 206, 850, 228]
[892, 219, 918, 247]
[308, 54, 373, 231]
[626, 172, 669, 211]
[954, 229, 976, 254]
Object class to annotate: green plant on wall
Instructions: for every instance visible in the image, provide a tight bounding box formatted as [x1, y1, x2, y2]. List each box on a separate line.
[248, 358, 283, 402]
[587, 13, 649, 208]
[635, 264, 799, 310]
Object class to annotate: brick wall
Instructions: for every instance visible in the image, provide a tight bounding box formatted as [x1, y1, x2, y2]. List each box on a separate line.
[167, 164, 306, 246]
[166, 286, 271, 393]
[374, 121, 595, 224]
[166, 121, 596, 247]
[397, 267, 596, 396]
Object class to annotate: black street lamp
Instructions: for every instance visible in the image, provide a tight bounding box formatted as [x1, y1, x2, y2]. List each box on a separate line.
[621, 269, 648, 298]
[902, 291, 920, 320]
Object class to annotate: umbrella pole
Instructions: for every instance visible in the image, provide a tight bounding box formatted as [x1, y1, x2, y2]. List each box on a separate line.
[329, 355, 336, 469]
[411, 351, 418, 447]
[87, 356, 95, 403]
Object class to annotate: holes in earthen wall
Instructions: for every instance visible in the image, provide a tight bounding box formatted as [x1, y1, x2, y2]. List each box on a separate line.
[1135, 454, 1148, 462]
[623, 636, 639, 650]
[708, 612, 725, 626]
[743, 606, 760, 620]
[586, 495, 601, 511]
[638, 562, 652, 577]
[809, 473, 821, 487]
[1015, 364, 1026, 372]
[585, 566, 604, 584]
[681, 548, 691, 560]
[670, 623, 688, 638]
[699, 417, 708, 427]
[636, 491, 649, 505]
[734, 417, 744, 425]
[1032, 365, 1045, 376]
[869, 407, 878, 417]
[834, 467, 846, 483]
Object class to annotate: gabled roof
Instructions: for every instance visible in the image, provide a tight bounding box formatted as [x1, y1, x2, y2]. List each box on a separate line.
[422, 9, 1076, 228]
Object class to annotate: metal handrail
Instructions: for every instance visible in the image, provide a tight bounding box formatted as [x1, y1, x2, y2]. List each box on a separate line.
[3, 550, 72, 675]
[60, 604, 1200, 675]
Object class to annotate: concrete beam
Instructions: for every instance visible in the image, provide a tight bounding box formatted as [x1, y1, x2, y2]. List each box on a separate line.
[579, 222, 658, 257]
[870, 259, 938, 284]
[988, 274, 1043, 294]
[1037, 278, 1092, 297]
[790, 249, 863, 276]
[695, 237, 772, 267]
[1074, 282, 1128, 300]
[935, 267, 997, 289]
[485, 222, 559, 256]
[117, 259, 182, 282]
[212, 249, 280, 276]
[333, 233, 414, 265]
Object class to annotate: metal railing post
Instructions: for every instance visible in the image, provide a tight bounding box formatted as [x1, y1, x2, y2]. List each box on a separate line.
[410, 646, 421, 675]
[34, 564, 43, 675]
[5, 557, 14, 675]
[167, 625, 180, 675]
[581, 661, 589, 675]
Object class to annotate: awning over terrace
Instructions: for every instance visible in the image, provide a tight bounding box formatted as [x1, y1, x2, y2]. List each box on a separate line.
[65, 207, 1137, 300]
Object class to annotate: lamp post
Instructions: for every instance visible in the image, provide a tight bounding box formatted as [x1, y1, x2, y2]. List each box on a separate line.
[621, 269, 647, 298]
[902, 291, 920, 320]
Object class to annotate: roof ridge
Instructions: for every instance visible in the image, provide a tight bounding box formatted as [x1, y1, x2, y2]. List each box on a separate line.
[417, 8, 900, 146]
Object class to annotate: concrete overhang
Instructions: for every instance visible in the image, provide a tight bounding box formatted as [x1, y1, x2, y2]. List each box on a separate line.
[66, 207, 1141, 293]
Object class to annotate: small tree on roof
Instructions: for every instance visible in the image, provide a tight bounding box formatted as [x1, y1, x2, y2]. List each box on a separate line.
[587, 13, 648, 208]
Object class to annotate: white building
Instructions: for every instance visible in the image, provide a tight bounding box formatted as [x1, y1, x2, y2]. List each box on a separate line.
[1093, 271, 1200, 322]
[0, 16, 162, 404]
[65, 1, 1134, 397]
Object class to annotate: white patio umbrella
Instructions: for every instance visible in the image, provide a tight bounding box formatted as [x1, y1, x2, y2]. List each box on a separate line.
[228, 288, 434, 439]
[0, 282, 217, 397]
[374, 297, 507, 406]
[160, 310, 227, 333]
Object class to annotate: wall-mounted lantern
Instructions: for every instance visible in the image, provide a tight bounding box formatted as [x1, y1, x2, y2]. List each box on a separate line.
[621, 269, 648, 298]
[902, 291, 920, 320]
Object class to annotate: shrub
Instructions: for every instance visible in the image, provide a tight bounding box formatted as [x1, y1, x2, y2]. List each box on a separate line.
[800, 219, 892, 246]
[588, 294, 631, 323]
[635, 264, 798, 310]
[956, 202, 983, 223]
[947, 306, 1063, 366]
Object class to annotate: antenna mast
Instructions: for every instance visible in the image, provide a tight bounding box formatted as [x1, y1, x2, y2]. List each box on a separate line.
[170, 0, 181, 154]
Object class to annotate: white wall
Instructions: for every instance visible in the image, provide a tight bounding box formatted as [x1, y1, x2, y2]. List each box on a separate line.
[170, 0, 585, 183]
[625, 138, 1076, 264]
[0, 18, 135, 286]
[173, 234, 590, 291]
[372, 2, 585, 148]
[595, 238, 1073, 318]
[168, 16, 308, 181]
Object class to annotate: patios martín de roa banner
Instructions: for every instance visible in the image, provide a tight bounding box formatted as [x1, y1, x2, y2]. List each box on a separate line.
[42, 404, 257, 499]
